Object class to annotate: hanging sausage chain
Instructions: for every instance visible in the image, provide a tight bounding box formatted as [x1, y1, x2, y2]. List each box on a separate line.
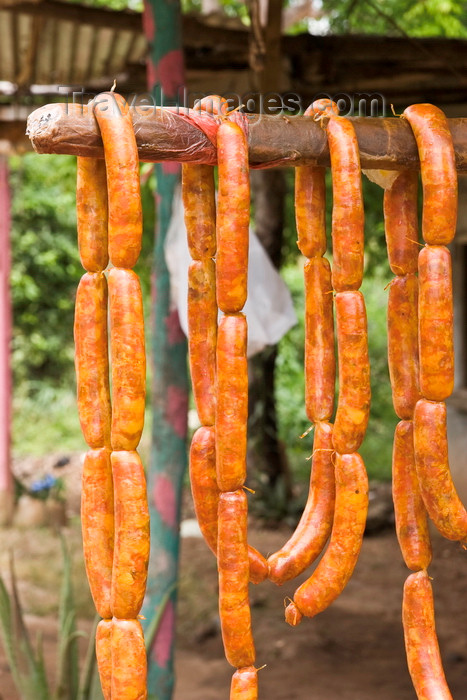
[181, 98, 467, 699]
[392, 104, 467, 699]
[75, 91, 149, 699]
[69, 92, 467, 699]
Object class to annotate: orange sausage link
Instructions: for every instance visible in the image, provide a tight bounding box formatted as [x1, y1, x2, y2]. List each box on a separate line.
[327, 116, 364, 292]
[216, 121, 250, 313]
[268, 421, 335, 584]
[304, 258, 335, 422]
[218, 490, 255, 668]
[216, 314, 248, 492]
[96, 619, 112, 700]
[383, 169, 419, 276]
[392, 421, 432, 571]
[403, 104, 457, 246]
[403, 571, 453, 700]
[418, 245, 454, 402]
[333, 291, 371, 454]
[108, 268, 146, 451]
[182, 164, 216, 260]
[295, 166, 326, 258]
[93, 92, 142, 268]
[111, 451, 150, 619]
[230, 666, 258, 700]
[294, 98, 338, 258]
[111, 619, 147, 700]
[413, 399, 467, 542]
[387, 274, 420, 419]
[188, 260, 217, 426]
[285, 452, 368, 625]
[190, 427, 268, 584]
[76, 157, 109, 272]
[81, 448, 114, 619]
[74, 272, 112, 449]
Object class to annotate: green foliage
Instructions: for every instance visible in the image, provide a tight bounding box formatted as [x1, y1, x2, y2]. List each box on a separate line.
[323, 0, 467, 37]
[0, 541, 103, 700]
[10, 154, 81, 388]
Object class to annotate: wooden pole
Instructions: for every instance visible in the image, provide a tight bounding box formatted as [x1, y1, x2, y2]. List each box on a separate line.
[140, 1, 188, 698]
[27, 104, 467, 171]
[0, 156, 13, 526]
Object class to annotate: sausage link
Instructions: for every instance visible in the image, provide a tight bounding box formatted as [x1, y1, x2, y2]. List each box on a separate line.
[413, 399, 467, 542]
[268, 421, 335, 584]
[190, 427, 268, 584]
[76, 157, 109, 272]
[392, 421, 432, 571]
[111, 451, 150, 619]
[383, 169, 419, 276]
[108, 268, 146, 451]
[295, 166, 326, 258]
[387, 274, 420, 419]
[295, 99, 339, 258]
[96, 619, 112, 700]
[327, 116, 364, 292]
[403, 570, 453, 700]
[188, 260, 217, 426]
[216, 314, 248, 492]
[182, 164, 216, 260]
[216, 121, 250, 313]
[285, 452, 368, 625]
[93, 92, 142, 268]
[81, 448, 114, 619]
[218, 490, 256, 668]
[403, 104, 457, 246]
[418, 246, 454, 402]
[230, 666, 258, 700]
[111, 619, 147, 700]
[304, 258, 335, 423]
[74, 272, 111, 448]
[333, 291, 371, 454]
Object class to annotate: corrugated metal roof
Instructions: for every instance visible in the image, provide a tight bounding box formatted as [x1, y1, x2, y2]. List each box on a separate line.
[0, 0, 147, 94]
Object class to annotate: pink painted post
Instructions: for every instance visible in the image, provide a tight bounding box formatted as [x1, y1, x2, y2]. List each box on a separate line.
[0, 156, 13, 526]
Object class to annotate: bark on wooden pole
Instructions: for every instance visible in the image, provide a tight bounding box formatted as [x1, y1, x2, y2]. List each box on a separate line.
[26, 105, 467, 171]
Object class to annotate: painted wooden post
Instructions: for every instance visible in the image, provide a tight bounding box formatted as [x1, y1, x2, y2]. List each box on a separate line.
[0, 156, 13, 526]
[141, 2, 188, 698]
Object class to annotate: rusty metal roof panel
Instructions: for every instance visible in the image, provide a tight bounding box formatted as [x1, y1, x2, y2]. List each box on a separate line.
[0, 0, 146, 95]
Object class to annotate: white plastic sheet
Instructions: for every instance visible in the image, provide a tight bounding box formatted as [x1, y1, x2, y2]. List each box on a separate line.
[165, 187, 297, 357]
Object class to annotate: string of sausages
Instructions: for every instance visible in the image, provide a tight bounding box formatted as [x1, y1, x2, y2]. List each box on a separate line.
[284, 103, 371, 626]
[72, 93, 466, 700]
[75, 91, 149, 699]
[384, 103, 467, 699]
[267, 100, 337, 588]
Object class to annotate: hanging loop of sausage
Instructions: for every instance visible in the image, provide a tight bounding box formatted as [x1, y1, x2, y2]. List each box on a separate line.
[183, 98, 268, 594]
[214, 115, 258, 692]
[74, 90, 148, 698]
[267, 100, 338, 587]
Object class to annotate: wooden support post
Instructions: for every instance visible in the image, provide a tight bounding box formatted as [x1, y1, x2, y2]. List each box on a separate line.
[0, 156, 13, 526]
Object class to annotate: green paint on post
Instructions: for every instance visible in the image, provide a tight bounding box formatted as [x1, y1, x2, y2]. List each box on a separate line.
[142, 1, 188, 698]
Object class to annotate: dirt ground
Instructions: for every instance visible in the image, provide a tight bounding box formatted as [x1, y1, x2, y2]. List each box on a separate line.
[174, 524, 467, 700]
[1, 460, 466, 700]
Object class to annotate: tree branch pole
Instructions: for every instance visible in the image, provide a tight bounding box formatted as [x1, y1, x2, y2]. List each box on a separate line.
[27, 104, 467, 171]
